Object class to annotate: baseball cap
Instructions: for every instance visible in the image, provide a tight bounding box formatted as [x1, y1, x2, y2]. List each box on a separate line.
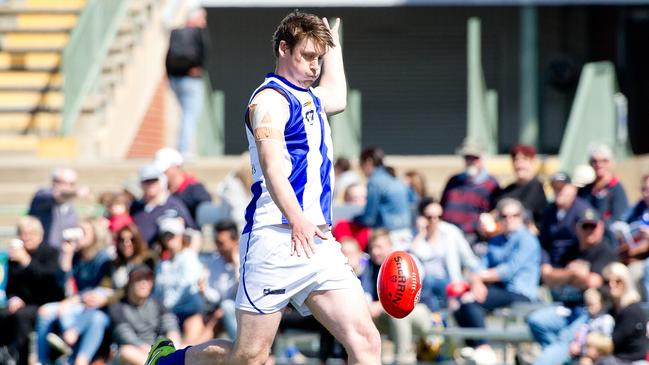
[578, 208, 601, 224]
[154, 148, 184, 172]
[455, 138, 485, 157]
[550, 171, 572, 185]
[138, 164, 163, 182]
[158, 216, 185, 236]
[128, 264, 153, 282]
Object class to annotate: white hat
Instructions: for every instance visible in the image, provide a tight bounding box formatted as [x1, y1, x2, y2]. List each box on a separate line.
[154, 148, 184, 172]
[138, 164, 163, 182]
[158, 216, 185, 235]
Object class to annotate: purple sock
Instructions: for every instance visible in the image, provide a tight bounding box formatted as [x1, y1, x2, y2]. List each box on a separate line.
[157, 346, 190, 365]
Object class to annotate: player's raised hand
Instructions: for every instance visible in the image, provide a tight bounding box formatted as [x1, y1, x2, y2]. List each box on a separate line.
[322, 17, 341, 45]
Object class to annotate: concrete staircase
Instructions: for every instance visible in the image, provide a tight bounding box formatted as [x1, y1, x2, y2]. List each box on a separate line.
[0, 0, 82, 155]
[0, 0, 156, 158]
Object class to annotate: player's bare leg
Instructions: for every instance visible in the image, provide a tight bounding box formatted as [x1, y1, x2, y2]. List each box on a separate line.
[184, 309, 282, 365]
[306, 287, 382, 365]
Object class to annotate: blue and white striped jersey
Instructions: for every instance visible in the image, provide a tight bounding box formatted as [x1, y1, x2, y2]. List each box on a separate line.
[242, 73, 334, 233]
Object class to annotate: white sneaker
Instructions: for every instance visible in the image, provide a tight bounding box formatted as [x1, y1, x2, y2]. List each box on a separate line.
[473, 345, 498, 365]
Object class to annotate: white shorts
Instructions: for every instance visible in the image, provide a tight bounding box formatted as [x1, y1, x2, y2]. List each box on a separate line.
[235, 225, 361, 316]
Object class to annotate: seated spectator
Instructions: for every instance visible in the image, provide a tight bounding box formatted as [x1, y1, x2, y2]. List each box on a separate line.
[410, 197, 480, 311]
[528, 208, 617, 365]
[569, 288, 615, 364]
[493, 144, 548, 226]
[623, 173, 649, 225]
[453, 198, 540, 363]
[106, 192, 134, 233]
[404, 169, 427, 210]
[441, 138, 500, 241]
[196, 153, 252, 230]
[539, 172, 592, 269]
[153, 217, 205, 344]
[198, 221, 239, 341]
[0, 217, 64, 365]
[356, 147, 413, 249]
[130, 164, 196, 247]
[154, 147, 212, 222]
[109, 224, 156, 293]
[598, 262, 649, 365]
[333, 183, 370, 251]
[343, 182, 367, 207]
[28, 167, 80, 250]
[109, 265, 181, 365]
[361, 230, 432, 365]
[578, 144, 628, 224]
[334, 157, 360, 202]
[36, 218, 113, 365]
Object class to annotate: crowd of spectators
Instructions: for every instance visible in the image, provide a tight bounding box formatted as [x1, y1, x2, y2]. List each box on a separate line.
[1, 140, 649, 365]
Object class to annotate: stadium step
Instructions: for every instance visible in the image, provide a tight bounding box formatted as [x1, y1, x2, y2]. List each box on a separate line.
[0, 91, 63, 111]
[0, 51, 60, 70]
[1, 31, 69, 49]
[0, 70, 61, 88]
[0, 112, 61, 132]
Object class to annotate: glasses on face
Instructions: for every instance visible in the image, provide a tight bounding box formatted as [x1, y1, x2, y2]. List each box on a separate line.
[499, 212, 521, 220]
[580, 223, 598, 231]
[590, 158, 609, 165]
[605, 277, 622, 287]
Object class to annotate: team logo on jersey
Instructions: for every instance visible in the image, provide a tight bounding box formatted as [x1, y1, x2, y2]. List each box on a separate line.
[303, 101, 312, 107]
[305, 110, 315, 125]
[263, 288, 286, 295]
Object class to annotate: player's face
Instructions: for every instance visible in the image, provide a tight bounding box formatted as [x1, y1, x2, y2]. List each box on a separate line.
[280, 37, 325, 88]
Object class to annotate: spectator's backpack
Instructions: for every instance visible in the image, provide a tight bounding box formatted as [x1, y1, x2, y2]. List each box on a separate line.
[165, 27, 203, 76]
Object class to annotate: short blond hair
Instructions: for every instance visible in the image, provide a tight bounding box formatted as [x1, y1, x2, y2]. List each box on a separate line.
[17, 216, 44, 239]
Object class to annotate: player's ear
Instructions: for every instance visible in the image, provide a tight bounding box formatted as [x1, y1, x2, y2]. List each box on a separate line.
[278, 40, 290, 57]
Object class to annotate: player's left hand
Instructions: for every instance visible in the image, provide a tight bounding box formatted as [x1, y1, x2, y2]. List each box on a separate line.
[322, 17, 341, 46]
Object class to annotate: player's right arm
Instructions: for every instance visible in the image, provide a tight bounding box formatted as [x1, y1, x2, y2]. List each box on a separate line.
[250, 89, 327, 258]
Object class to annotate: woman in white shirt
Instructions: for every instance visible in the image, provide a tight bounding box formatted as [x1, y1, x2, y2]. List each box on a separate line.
[410, 197, 480, 310]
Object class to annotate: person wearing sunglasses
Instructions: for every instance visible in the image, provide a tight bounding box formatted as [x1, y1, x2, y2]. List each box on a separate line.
[599, 262, 649, 364]
[410, 197, 480, 312]
[452, 198, 540, 365]
[528, 208, 618, 365]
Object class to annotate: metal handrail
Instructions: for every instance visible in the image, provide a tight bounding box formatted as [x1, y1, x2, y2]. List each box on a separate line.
[61, 0, 130, 134]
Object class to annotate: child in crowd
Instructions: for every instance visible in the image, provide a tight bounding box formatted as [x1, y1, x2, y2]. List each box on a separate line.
[570, 288, 615, 364]
[106, 193, 134, 233]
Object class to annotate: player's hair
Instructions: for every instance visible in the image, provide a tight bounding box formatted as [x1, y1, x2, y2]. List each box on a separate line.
[272, 10, 333, 57]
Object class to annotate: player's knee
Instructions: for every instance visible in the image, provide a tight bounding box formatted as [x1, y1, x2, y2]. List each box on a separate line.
[348, 323, 382, 356]
[232, 342, 271, 365]
[205, 339, 233, 357]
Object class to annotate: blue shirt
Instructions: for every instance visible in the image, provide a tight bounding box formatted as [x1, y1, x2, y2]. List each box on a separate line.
[484, 226, 541, 300]
[356, 166, 412, 231]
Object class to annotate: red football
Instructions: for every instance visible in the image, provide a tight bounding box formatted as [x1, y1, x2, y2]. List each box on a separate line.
[377, 250, 422, 318]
